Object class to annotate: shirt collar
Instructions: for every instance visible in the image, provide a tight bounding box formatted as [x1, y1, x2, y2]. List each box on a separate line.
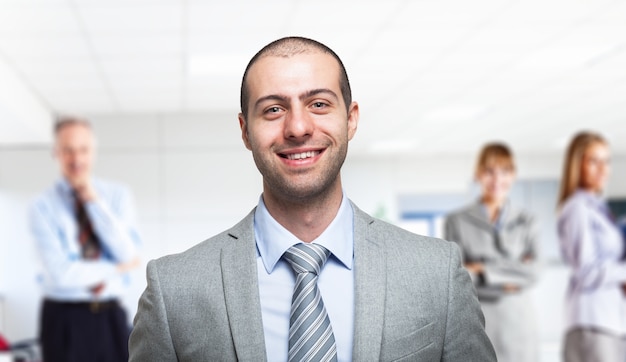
[254, 193, 354, 274]
[478, 198, 509, 229]
[55, 178, 75, 199]
[55, 177, 98, 203]
[574, 189, 607, 210]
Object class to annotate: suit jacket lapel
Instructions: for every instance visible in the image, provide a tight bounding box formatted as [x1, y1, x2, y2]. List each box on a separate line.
[466, 200, 519, 230]
[464, 202, 493, 231]
[351, 204, 386, 361]
[221, 210, 268, 361]
[219, 204, 390, 360]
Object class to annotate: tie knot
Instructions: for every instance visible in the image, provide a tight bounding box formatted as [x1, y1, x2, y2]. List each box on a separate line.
[283, 243, 330, 275]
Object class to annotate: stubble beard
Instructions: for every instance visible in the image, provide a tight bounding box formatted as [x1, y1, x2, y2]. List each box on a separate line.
[254, 143, 348, 206]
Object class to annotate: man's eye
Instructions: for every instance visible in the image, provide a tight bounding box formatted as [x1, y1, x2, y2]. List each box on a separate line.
[312, 102, 326, 108]
[267, 107, 281, 113]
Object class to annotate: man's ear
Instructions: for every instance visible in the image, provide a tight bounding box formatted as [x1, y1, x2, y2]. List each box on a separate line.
[238, 113, 252, 150]
[347, 102, 359, 141]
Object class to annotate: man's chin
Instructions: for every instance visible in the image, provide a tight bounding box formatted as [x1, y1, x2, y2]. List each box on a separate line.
[66, 175, 88, 188]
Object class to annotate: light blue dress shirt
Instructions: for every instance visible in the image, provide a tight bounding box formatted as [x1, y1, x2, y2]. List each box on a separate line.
[29, 178, 141, 301]
[558, 189, 626, 335]
[255, 194, 355, 362]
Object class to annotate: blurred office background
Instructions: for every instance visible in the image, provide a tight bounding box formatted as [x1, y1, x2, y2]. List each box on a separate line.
[1, 0, 626, 360]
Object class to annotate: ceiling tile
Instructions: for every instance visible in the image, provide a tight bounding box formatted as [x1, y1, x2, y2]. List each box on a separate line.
[90, 34, 182, 57]
[187, 1, 289, 33]
[11, 57, 95, 77]
[289, 0, 403, 28]
[0, 3, 79, 35]
[0, 35, 90, 58]
[32, 72, 104, 92]
[45, 89, 114, 114]
[117, 92, 182, 113]
[100, 56, 182, 77]
[76, 3, 182, 35]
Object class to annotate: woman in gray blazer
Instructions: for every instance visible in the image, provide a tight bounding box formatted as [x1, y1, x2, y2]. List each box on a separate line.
[444, 142, 540, 362]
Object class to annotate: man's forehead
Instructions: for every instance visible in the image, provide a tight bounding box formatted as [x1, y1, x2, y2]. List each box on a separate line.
[58, 126, 92, 137]
[249, 59, 341, 99]
[248, 54, 340, 88]
[250, 51, 337, 71]
[56, 124, 94, 144]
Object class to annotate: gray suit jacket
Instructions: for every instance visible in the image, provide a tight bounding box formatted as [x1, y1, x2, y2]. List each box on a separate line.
[444, 201, 540, 361]
[129, 203, 495, 361]
[444, 201, 540, 301]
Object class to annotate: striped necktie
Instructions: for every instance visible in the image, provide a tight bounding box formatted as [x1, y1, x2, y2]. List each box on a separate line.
[283, 243, 338, 362]
[74, 191, 101, 260]
[73, 191, 104, 294]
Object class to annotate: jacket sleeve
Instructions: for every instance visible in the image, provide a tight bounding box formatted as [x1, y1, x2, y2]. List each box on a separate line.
[443, 216, 458, 244]
[443, 214, 483, 287]
[129, 260, 178, 361]
[442, 243, 497, 362]
[443, 214, 471, 262]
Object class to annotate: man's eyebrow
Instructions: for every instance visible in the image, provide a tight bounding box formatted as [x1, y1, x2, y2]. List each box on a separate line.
[254, 94, 288, 110]
[253, 89, 339, 111]
[300, 88, 339, 102]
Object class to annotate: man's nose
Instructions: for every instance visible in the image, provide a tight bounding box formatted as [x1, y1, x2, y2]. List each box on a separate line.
[283, 107, 314, 140]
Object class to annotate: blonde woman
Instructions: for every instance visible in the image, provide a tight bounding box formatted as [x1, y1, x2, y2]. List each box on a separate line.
[444, 142, 539, 362]
[558, 131, 626, 362]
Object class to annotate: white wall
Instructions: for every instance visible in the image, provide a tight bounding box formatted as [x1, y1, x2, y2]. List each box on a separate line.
[1, 112, 625, 360]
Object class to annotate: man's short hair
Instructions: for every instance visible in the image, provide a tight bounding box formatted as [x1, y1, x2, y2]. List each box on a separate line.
[239, 36, 352, 120]
[54, 116, 92, 135]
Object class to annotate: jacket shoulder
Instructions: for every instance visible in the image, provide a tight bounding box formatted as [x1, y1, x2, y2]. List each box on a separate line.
[361, 210, 456, 259]
[444, 203, 481, 224]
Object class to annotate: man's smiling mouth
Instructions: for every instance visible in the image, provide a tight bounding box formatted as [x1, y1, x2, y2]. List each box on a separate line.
[281, 150, 321, 160]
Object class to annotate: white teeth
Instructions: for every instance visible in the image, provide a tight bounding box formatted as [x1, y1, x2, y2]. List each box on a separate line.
[287, 151, 317, 160]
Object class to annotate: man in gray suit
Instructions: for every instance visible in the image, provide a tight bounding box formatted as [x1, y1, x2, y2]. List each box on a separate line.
[129, 37, 496, 361]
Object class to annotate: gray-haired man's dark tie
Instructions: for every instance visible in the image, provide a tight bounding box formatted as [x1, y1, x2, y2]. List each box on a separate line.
[283, 243, 338, 362]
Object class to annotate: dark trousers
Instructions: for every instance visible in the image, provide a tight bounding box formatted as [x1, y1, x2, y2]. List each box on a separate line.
[40, 299, 130, 362]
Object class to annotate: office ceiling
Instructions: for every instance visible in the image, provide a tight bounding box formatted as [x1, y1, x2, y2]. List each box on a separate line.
[0, 0, 625, 155]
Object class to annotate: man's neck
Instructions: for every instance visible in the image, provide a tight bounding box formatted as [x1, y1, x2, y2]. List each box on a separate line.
[262, 186, 343, 243]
